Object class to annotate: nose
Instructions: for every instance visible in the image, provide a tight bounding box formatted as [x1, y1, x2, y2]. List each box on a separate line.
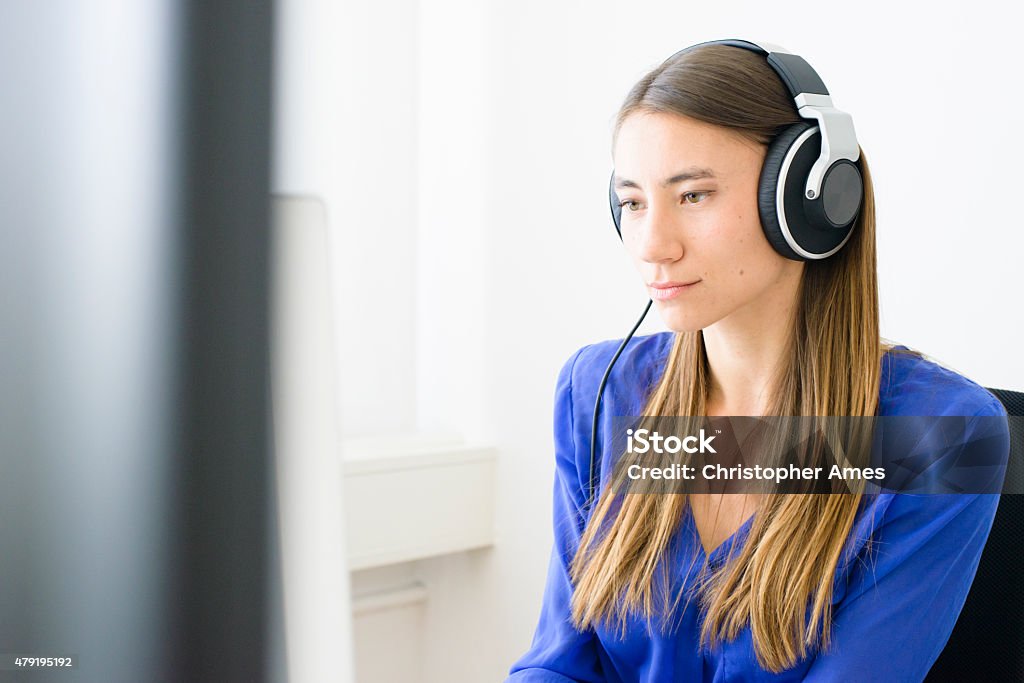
[634, 197, 684, 264]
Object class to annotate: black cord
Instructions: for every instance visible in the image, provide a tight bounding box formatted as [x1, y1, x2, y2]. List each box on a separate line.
[585, 299, 653, 516]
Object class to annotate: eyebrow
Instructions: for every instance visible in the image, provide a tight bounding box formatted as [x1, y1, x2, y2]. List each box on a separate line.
[613, 167, 716, 190]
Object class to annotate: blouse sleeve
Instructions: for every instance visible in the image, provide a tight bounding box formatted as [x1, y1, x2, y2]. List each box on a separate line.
[803, 407, 1011, 681]
[506, 346, 606, 682]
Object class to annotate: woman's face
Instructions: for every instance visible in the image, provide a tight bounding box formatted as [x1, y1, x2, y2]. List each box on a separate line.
[612, 111, 804, 333]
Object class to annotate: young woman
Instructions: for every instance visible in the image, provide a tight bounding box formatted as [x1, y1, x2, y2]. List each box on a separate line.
[507, 41, 1010, 682]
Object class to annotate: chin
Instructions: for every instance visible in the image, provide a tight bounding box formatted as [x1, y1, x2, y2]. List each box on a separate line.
[657, 308, 715, 333]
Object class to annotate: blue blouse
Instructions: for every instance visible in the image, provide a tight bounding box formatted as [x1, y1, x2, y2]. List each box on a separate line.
[507, 332, 1011, 682]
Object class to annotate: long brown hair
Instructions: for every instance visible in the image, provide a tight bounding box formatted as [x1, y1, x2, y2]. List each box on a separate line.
[569, 44, 915, 672]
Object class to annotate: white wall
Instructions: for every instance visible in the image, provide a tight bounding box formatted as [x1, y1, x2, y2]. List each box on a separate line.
[273, 0, 420, 439]
[276, 0, 1023, 680]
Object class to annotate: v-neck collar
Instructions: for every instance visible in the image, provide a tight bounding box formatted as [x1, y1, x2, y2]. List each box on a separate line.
[683, 504, 757, 564]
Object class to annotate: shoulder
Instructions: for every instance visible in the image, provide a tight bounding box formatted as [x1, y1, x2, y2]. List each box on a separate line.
[880, 344, 1007, 418]
[877, 344, 1011, 494]
[551, 332, 676, 489]
[557, 331, 675, 408]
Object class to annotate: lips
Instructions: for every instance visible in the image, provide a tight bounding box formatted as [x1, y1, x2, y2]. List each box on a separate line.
[648, 279, 701, 301]
[648, 280, 700, 289]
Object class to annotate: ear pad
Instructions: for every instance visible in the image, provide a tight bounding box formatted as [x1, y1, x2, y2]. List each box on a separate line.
[608, 170, 623, 241]
[758, 121, 863, 261]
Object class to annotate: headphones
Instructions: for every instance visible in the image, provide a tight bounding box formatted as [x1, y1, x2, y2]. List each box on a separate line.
[608, 38, 864, 261]
[587, 40, 863, 514]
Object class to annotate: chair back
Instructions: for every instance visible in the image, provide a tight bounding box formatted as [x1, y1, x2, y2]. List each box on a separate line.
[926, 387, 1023, 681]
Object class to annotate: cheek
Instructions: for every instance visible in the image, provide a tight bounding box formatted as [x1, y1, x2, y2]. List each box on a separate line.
[708, 209, 781, 287]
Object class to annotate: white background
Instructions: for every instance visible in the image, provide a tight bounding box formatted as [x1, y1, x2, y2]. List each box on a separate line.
[273, 0, 1024, 680]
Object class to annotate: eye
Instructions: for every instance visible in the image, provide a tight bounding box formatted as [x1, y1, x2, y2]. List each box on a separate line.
[682, 191, 711, 204]
[618, 191, 712, 213]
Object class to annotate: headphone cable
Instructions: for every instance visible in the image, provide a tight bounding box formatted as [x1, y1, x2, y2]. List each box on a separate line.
[585, 298, 653, 516]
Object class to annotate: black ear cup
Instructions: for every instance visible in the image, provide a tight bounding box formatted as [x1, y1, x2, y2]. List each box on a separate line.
[805, 159, 863, 229]
[757, 121, 863, 261]
[608, 170, 623, 241]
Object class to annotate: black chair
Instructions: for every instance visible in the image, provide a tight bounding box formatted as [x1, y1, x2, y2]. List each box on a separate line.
[926, 388, 1023, 682]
